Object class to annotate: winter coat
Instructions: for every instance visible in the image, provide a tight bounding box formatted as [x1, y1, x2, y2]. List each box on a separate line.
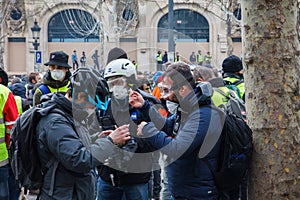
[97, 89, 161, 186]
[36, 93, 115, 200]
[139, 86, 224, 200]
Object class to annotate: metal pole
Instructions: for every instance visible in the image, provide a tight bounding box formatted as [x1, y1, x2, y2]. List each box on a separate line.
[168, 0, 175, 62]
[113, 0, 119, 47]
[99, 0, 105, 69]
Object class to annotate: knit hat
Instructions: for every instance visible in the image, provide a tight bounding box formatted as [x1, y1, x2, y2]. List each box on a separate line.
[106, 47, 128, 64]
[222, 55, 243, 73]
[0, 68, 8, 86]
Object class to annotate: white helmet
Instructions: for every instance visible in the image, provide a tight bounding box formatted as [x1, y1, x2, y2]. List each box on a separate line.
[104, 58, 137, 80]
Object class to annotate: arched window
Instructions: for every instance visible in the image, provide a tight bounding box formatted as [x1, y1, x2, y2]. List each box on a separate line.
[158, 9, 209, 42]
[48, 9, 99, 42]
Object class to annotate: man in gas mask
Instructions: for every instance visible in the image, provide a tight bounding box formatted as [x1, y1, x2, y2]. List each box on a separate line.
[33, 51, 71, 105]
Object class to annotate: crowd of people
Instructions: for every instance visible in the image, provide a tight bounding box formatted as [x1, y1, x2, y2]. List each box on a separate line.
[0, 46, 246, 200]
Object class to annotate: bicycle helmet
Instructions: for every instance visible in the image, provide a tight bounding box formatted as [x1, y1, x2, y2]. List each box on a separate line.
[104, 59, 137, 89]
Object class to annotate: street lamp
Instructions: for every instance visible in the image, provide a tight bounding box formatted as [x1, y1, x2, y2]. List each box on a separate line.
[31, 19, 41, 50]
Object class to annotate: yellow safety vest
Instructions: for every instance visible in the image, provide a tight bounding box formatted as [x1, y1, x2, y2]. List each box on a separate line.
[197, 54, 203, 63]
[14, 96, 23, 115]
[211, 86, 231, 107]
[223, 77, 245, 99]
[0, 85, 13, 166]
[157, 54, 163, 62]
[37, 81, 70, 94]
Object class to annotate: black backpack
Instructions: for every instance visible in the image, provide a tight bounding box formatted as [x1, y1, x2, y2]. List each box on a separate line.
[9, 104, 63, 191]
[202, 105, 253, 194]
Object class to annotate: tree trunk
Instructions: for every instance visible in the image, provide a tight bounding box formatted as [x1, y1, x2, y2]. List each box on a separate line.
[242, 1, 300, 199]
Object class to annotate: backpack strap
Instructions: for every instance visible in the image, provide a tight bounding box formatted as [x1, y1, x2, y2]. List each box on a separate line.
[214, 88, 244, 119]
[232, 79, 244, 86]
[39, 84, 51, 95]
[214, 87, 229, 98]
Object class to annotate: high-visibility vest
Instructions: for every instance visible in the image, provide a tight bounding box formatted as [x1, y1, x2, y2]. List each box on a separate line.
[157, 54, 163, 62]
[205, 55, 212, 62]
[37, 81, 70, 94]
[223, 77, 245, 99]
[14, 96, 23, 115]
[211, 86, 232, 107]
[197, 53, 203, 63]
[0, 85, 12, 166]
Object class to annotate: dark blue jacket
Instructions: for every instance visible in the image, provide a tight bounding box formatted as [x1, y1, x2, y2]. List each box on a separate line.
[139, 87, 224, 199]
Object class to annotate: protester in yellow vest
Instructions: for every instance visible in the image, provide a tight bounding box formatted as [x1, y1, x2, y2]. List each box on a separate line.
[197, 50, 203, 65]
[156, 51, 163, 71]
[0, 68, 20, 199]
[33, 51, 72, 105]
[222, 55, 245, 101]
[204, 51, 212, 65]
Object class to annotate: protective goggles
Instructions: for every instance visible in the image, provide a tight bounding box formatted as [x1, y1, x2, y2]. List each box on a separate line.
[159, 83, 172, 99]
[107, 77, 127, 92]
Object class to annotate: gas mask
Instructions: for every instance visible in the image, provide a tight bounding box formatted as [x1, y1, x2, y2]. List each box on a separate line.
[51, 69, 65, 81]
[112, 85, 128, 100]
[166, 100, 178, 115]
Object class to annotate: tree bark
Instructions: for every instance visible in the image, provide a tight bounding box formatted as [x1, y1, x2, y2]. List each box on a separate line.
[242, 1, 300, 199]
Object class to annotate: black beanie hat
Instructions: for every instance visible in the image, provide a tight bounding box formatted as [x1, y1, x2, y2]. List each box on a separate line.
[0, 67, 9, 86]
[222, 55, 243, 73]
[106, 47, 128, 64]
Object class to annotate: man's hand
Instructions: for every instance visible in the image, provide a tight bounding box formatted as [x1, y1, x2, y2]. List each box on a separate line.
[137, 121, 148, 136]
[129, 90, 145, 108]
[108, 124, 131, 145]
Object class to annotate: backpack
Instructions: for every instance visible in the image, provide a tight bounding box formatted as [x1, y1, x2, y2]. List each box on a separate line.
[214, 87, 246, 121]
[224, 79, 244, 99]
[9, 104, 63, 191]
[201, 105, 253, 195]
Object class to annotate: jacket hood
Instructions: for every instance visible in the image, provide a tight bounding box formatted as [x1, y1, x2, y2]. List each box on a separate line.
[10, 83, 26, 98]
[42, 69, 71, 88]
[40, 93, 72, 118]
[209, 77, 225, 88]
[180, 87, 211, 112]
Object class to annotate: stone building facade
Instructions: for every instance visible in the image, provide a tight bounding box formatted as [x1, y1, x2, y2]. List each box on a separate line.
[1, 0, 242, 74]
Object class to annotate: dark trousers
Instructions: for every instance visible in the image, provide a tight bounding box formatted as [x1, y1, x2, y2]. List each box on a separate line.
[0, 164, 20, 200]
[73, 60, 79, 70]
[157, 61, 163, 71]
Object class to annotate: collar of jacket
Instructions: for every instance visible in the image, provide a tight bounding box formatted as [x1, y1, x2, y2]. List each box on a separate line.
[39, 93, 73, 118]
[223, 72, 243, 80]
[209, 77, 224, 88]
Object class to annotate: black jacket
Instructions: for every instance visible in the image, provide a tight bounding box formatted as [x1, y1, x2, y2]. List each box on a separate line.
[97, 90, 160, 186]
[36, 93, 116, 199]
